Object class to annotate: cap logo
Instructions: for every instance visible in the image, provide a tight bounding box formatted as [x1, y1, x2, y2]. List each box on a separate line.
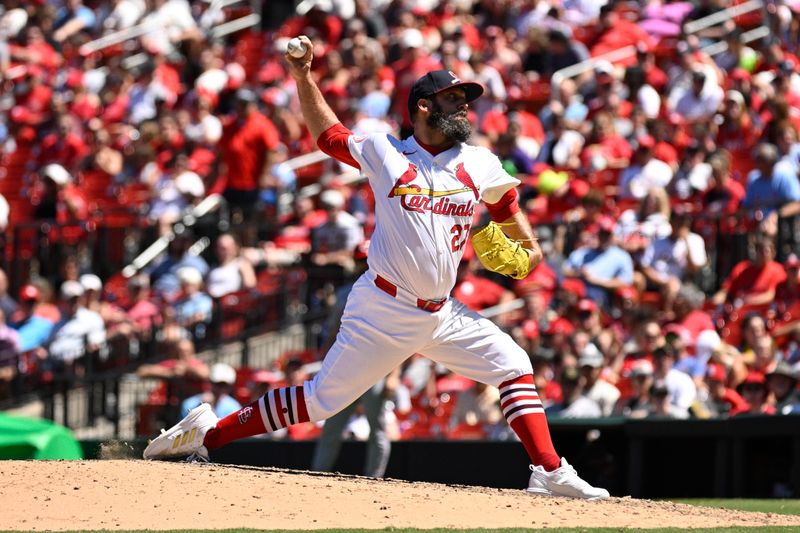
[448, 71, 461, 84]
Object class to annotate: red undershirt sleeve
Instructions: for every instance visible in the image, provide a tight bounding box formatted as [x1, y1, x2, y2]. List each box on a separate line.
[316, 123, 361, 170]
[485, 188, 520, 221]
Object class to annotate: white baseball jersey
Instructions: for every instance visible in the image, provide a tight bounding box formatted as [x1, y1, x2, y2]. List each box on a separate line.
[347, 133, 519, 300]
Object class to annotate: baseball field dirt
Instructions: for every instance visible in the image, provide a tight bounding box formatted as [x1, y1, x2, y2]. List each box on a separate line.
[2, 460, 800, 530]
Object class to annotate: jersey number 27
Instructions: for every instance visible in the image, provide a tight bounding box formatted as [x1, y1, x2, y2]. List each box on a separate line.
[450, 224, 471, 253]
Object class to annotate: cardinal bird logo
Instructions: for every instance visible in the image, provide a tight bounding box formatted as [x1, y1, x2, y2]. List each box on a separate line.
[388, 163, 418, 197]
[455, 163, 479, 200]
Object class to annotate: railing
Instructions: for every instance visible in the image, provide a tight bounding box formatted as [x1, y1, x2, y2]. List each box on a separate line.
[683, 0, 764, 34]
[121, 193, 225, 278]
[6, 279, 308, 437]
[78, 0, 256, 56]
[700, 24, 771, 56]
[550, 0, 768, 90]
[550, 45, 637, 91]
[209, 13, 261, 39]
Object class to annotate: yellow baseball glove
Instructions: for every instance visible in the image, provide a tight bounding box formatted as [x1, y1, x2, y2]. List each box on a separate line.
[470, 221, 532, 279]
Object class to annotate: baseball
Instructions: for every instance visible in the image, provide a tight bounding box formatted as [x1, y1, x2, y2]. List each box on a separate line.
[287, 38, 307, 58]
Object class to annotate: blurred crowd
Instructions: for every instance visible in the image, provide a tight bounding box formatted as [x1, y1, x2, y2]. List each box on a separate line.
[1, 0, 800, 437]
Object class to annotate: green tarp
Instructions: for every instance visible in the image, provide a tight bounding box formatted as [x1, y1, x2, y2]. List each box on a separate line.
[0, 413, 83, 459]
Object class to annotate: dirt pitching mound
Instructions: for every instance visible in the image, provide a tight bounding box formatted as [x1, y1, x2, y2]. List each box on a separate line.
[2, 460, 799, 530]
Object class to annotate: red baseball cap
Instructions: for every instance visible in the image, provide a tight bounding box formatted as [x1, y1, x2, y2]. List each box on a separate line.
[637, 135, 655, 149]
[729, 68, 751, 82]
[706, 363, 727, 383]
[597, 216, 617, 233]
[19, 284, 40, 301]
[786, 253, 800, 269]
[560, 278, 587, 298]
[616, 285, 638, 301]
[546, 317, 575, 336]
[663, 323, 691, 345]
[522, 319, 540, 340]
[577, 299, 598, 313]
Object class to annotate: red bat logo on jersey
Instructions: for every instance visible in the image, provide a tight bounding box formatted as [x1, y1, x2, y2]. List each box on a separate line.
[389, 163, 475, 216]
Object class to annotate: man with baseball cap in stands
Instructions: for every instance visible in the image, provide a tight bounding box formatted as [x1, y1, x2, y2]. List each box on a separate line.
[578, 342, 620, 417]
[766, 362, 799, 415]
[11, 284, 54, 353]
[34, 163, 89, 223]
[43, 280, 106, 374]
[563, 216, 634, 310]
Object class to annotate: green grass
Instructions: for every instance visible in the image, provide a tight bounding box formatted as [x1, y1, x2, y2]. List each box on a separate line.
[0, 526, 797, 533]
[673, 499, 800, 516]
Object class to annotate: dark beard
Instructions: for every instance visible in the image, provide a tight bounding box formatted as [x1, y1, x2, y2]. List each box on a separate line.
[426, 102, 471, 143]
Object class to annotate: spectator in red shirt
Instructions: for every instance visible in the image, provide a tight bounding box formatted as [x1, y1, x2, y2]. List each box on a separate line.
[716, 90, 759, 183]
[636, 45, 668, 93]
[12, 66, 52, 126]
[672, 283, 715, 343]
[9, 26, 60, 71]
[453, 259, 514, 313]
[137, 338, 210, 401]
[40, 114, 89, 173]
[702, 363, 750, 417]
[120, 275, 161, 337]
[481, 107, 545, 150]
[580, 111, 633, 171]
[212, 89, 280, 232]
[712, 238, 787, 308]
[33, 164, 89, 224]
[590, 4, 654, 67]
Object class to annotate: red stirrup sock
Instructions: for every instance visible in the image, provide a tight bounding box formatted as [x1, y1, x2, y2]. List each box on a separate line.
[204, 385, 310, 449]
[500, 375, 561, 472]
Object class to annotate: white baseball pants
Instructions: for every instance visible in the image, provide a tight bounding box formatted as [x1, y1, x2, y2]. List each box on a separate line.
[303, 270, 533, 421]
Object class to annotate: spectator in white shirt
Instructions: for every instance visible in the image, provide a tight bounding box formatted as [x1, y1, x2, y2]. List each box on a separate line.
[619, 135, 674, 200]
[102, 0, 145, 32]
[140, 0, 200, 56]
[639, 206, 708, 316]
[578, 342, 620, 417]
[311, 189, 364, 274]
[44, 281, 106, 372]
[652, 345, 697, 419]
[546, 366, 603, 419]
[669, 69, 724, 122]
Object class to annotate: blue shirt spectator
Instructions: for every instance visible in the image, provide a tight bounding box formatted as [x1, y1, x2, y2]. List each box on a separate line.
[171, 266, 213, 338]
[564, 217, 634, 308]
[743, 143, 800, 213]
[13, 314, 54, 353]
[53, 1, 96, 43]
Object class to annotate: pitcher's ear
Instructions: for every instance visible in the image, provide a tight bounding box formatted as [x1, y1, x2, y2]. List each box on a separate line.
[417, 98, 431, 115]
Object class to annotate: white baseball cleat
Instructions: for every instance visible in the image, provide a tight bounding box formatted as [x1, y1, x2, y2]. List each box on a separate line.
[527, 458, 610, 500]
[143, 403, 218, 460]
